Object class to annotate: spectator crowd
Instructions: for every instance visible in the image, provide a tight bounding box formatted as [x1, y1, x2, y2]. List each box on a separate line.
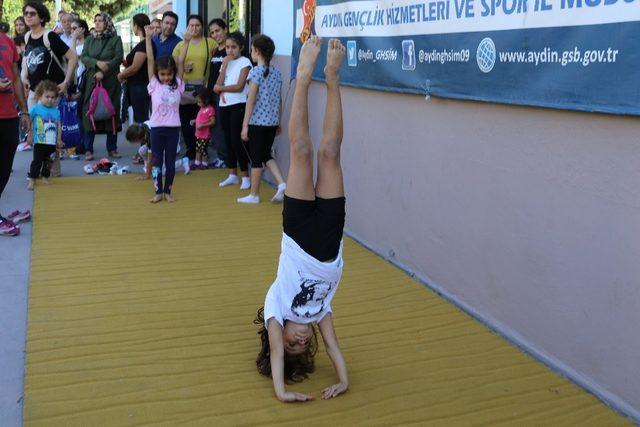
[0, 2, 287, 235]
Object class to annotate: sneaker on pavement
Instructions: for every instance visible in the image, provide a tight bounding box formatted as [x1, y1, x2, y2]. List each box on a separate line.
[0, 219, 19, 236]
[7, 210, 31, 223]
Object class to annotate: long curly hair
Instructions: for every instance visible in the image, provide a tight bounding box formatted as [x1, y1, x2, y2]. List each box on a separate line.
[254, 307, 318, 383]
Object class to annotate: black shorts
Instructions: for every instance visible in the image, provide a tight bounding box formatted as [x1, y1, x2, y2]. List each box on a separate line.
[283, 195, 346, 262]
[247, 125, 277, 167]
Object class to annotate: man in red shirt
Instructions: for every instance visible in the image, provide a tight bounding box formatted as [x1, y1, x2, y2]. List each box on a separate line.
[0, 31, 30, 236]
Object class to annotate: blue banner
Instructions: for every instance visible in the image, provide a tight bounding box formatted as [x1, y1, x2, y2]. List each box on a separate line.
[292, 0, 640, 115]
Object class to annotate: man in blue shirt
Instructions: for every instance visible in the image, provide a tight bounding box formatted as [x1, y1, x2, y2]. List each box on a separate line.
[152, 11, 182, 58]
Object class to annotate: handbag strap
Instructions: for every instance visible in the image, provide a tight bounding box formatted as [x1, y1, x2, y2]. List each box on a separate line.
[202, 37, 209, 77]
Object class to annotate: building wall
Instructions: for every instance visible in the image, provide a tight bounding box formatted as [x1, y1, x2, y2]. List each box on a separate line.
[263, 4, 640, 421]
[262, 0, 293, 56]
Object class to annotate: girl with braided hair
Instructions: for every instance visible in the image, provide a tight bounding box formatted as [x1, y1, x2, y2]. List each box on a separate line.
[238, 34, 287, 204]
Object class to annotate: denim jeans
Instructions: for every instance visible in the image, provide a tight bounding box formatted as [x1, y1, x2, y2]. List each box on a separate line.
[84, 132, 118, 154]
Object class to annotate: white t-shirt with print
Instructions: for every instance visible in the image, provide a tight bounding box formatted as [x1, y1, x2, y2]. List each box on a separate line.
[219, 56, 252, 107]
[264, 233, 343, 327]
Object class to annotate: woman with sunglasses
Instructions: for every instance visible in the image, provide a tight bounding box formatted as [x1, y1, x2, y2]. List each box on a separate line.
[21, 2, 78, 109]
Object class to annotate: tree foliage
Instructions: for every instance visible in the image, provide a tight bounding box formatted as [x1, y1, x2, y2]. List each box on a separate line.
[0, 0, 135, 23]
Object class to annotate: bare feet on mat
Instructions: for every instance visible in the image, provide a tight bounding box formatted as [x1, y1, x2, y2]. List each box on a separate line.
[163, 193, 175, 203]
[297, 35, 322, 83]
[150, 194, 163, 203]
[41, 178, 50, 185]
[324, 39, 345, 84]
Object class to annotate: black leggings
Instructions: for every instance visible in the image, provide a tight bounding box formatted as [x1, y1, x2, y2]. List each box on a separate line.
[0, 118, 19, 200]
[283, 195, 346, 262]
[220, 103, 249, 172]
[179, 103, 199, 161]
[247, 125, 277, 167]
[29, 144, 56, 179]
[151, 127, 180, 194]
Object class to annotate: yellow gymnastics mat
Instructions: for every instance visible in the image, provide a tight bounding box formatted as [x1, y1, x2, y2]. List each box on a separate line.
[24, 172, 629, 426]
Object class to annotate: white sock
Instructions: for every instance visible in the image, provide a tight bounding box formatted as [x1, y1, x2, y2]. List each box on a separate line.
[195, 160, 201, 166]
[272, 183, 287, 203]
[219, 174, 239, 187]
[182, 157, 190, 175]
[237, 194, 260, 204]
[240, 177, 251, 190]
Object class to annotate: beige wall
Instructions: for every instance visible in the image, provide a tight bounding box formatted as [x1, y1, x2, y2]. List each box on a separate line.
[269, 54, 640, 421]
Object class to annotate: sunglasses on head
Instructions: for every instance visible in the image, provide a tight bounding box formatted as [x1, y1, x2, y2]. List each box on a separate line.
[23, 11, 37, 17]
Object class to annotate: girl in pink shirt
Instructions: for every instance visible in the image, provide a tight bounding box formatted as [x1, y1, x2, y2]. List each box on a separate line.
[144, 24, 189, 203]
[189, 87, 215, 169]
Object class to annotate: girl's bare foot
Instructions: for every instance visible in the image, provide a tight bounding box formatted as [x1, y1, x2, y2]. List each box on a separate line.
[324, 39, 345, 84]
[41, 177, 50, 185]
[164, 193, 175, 203]
[296, 36, 322, 82]
[27, 179, 34, 191]
[150, 194, 163, 203]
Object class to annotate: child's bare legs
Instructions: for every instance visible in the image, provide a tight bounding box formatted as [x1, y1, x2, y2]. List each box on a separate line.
[315, 39, 345, 199]
[285, 36, 322, 201]
[266, 159, 287, 202]
[266, 159, 286, 186]
[249, 167, 263, 197]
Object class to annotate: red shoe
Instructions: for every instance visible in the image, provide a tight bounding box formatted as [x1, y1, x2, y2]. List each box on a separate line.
[0, 219, 19, 236]
[7, 210, 31, 224]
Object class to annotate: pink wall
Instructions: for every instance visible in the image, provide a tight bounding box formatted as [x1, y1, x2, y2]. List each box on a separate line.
[270, 55, 640, 421]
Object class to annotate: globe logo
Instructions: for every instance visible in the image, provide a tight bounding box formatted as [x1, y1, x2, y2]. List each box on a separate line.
[476, 37, 496, 73]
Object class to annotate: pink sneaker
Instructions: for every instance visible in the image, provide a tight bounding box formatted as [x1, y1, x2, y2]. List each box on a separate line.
[7, 210, 31, 223]
[0, 219, 19, 236]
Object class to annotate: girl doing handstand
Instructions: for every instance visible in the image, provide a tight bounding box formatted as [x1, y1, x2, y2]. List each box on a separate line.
[255, 37, 348, 402]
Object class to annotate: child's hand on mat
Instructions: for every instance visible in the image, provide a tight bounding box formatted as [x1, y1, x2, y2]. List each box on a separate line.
[321, 382, 348, 399]
[241, 125, 249, 142]
[277, 391, 314, 403]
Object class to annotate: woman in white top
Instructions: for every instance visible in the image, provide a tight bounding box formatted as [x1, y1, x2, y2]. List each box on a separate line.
[255, 37, 349, 403]
[70, 19, 88, 87]
[213, 31, 252, 190]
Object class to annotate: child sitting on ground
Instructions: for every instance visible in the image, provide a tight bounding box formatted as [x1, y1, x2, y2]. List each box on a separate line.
[126, 121, 188, 181]
[125, 122, 152, 180]
[27, 80, 64, 190]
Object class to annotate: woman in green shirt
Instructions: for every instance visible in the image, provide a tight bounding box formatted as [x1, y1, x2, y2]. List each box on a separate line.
[80, 12, 124, 160]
